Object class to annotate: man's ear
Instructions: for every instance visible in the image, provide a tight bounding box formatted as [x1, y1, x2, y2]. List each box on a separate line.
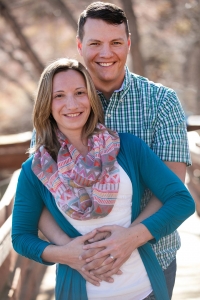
[76, 37, 82, 56]
[128, 34, 131, 51]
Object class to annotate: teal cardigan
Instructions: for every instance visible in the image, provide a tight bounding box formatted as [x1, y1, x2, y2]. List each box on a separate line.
[12, 133, 195, 300]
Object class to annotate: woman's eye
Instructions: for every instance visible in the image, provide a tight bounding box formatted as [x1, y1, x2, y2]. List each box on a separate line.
[77, 90, 86, 95]
[55, 94, 63, 98]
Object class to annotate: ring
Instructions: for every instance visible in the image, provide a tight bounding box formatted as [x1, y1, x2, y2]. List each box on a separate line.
[110, 255, 115, 260]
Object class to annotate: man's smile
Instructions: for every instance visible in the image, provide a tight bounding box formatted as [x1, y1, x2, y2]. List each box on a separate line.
[97, 62, 115, 67]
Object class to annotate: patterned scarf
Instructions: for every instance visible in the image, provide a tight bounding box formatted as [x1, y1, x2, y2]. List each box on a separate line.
[32, 124, 120, 220]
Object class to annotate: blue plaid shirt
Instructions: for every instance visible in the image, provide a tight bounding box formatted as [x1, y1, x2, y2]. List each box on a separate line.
[98, 67, 191, 269]
[31, 66, 191, 270]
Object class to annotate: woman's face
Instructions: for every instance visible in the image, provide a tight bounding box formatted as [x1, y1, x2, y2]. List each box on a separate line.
[51, 69, 91, 138]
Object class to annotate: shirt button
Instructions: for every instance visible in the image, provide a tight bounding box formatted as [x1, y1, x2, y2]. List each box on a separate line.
[119, 99, 123, 103]
[107, 114, 111, 118]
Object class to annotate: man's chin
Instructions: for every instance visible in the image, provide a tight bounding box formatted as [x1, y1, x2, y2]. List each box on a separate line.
[97, 71, 116, 81]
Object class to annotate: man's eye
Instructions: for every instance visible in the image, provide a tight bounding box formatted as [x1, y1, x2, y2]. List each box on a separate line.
[90, 42, 99, 46]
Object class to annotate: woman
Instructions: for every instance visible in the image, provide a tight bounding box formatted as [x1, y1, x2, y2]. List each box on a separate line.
[12, 58, 195, 300]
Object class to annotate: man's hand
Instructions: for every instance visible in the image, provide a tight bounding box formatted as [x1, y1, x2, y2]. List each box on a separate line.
[80, 230, 119, 283]
[81, 224, 150, 278]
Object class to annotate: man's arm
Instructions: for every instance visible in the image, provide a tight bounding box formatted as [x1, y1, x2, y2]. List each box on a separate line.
[39, 208, 71, 245]
[131, 161, 186, 226]
[133, 87, 190, 226]
[164, 161, 186, 182]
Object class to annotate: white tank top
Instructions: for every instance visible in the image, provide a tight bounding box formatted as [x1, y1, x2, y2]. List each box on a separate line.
[62, 166, 152, 300]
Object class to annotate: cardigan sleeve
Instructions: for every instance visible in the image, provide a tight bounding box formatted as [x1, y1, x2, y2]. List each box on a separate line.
[137, 138, 195, 243]
[12, 160, 54, 265]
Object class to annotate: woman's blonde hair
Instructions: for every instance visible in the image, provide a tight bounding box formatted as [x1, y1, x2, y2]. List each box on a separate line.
[32, 58, 105, 159]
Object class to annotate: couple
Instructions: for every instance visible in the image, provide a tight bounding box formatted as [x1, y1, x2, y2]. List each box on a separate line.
[12, 58, 194, 300]
[12, 2, 194, 300]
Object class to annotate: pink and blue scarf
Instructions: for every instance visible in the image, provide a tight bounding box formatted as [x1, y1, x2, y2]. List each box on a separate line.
[32, 124, 120, 220]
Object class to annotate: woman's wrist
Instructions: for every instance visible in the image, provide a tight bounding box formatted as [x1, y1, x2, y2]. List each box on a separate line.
[41, 243, 72, 265]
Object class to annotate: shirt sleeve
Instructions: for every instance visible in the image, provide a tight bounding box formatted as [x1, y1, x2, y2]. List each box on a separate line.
[152, 88, 191, 165]
[137, 138, 195, 243]
[11, 162, 54, 265]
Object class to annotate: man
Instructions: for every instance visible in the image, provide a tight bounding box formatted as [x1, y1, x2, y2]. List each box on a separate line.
[75, 2, 190, 298]
[31, 2, 191, 298]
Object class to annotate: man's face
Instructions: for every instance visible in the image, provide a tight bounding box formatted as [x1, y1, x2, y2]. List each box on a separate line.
[77, 18, 131, 91]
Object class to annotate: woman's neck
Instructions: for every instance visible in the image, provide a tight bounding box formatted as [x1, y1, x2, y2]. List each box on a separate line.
[65, 132, 88, 157]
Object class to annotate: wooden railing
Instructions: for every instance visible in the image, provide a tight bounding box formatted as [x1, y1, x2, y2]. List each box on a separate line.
[0, 170, 20, 299]
[0, 131, 32, 172]
[187, 115, 200, 132]
[0, 170, 48, 300]
[0, 171, 20, 270]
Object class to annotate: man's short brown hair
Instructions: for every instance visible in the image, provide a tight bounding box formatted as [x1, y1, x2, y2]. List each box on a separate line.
[77, 2, 130, 41]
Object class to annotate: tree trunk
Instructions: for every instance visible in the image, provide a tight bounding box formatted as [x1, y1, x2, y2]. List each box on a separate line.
[195, 1, 200, 112]
[0, 68, 33, 102]
[48, 0, 77, 32]
[195, 42, 200, 113]
[0, 37, 37, 81]
[120, 0, 145, 76]
[0, 1, 44, 76]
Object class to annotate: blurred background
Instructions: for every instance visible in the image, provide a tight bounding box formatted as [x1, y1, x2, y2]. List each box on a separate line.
[0, 1, 200, 300]
[0, 0, 200, 134]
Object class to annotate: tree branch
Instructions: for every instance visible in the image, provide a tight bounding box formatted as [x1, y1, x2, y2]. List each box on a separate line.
[0, 68, 33, 102]
[0, 0, 44, 75]
[48, 0, 77, 32]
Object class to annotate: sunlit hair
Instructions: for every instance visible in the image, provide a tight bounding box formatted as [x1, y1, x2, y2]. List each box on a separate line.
[31, 58, 105, 159]
[77, 2, 130, 41]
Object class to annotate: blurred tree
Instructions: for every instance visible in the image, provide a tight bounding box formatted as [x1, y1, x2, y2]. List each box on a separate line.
[120, 0, 145, 75]
[0, 36, 37, 81]
[0, 68, 33, 101]
[183, 0, 200, 112]
[0, 0, 200, 135]
[0, 0, 44, 75]
[48, 0, 77, 31]
[170, 0, 200, 112]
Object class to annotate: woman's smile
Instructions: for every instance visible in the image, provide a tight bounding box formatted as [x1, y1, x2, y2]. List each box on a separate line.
[64, 113, 82, 117]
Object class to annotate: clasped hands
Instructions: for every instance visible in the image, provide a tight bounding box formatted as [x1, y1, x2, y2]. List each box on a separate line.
[75, 225, 139, 286]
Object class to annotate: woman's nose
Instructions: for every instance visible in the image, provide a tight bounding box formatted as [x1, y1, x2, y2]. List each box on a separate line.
[65, 96, 78, 109]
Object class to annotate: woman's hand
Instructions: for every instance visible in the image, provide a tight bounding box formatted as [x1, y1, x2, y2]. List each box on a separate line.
[80, 231, 120, 283]
[60, 230, 122, 284]
[87, 231, 111, 243]
[82, 256, 123, 281]
[80, 230, 123, 281]
[42, 229, 104, 286]
[81, 224, 148, 277]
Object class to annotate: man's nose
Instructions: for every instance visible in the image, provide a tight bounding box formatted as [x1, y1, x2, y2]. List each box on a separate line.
[99, 43, 113, 57]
